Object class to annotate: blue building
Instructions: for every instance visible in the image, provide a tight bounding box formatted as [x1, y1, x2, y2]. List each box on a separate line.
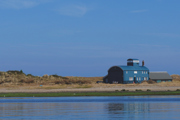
[103, 59, 149, 84]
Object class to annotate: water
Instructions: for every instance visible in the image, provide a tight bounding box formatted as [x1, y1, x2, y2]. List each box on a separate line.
[0, 96, 180, 120]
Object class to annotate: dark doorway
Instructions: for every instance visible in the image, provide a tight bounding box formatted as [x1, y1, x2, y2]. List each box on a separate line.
[134, 77, 136, 83]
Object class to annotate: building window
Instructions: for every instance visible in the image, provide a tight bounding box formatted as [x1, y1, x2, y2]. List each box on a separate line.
[126, 71, 128, 74]
[134, 71, 137, 74]
[146, 71, 147, 74]
[144, 71, 145, 74]
[139, 77, 141, 80]
[129, 77, 133, 81]
[137, 77, 138, 80]
[144, 77, 147, 80]
[142, 71, 143, 74]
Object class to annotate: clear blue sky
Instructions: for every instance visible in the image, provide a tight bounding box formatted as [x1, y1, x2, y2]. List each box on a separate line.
[0, 0, 179, 76]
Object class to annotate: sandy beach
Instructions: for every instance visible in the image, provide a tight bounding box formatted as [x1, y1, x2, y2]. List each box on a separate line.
[0, 83, 180, 93]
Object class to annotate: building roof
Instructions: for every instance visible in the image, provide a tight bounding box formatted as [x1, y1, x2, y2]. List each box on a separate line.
[118, 65, 149, 71]
[127, 58, 139, 61]
[149, 72, 172, 80]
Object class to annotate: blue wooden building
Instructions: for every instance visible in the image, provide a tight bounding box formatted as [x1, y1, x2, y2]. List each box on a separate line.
[103, 59, 149, 84]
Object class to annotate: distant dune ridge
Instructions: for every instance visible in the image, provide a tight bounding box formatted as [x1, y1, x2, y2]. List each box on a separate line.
[0, 70, 102, 89]
[0, 70, 180, 93]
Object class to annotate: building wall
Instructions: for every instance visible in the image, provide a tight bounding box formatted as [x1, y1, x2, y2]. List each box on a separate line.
[123, 70, 149, 84]
[108, 67, 123, 83]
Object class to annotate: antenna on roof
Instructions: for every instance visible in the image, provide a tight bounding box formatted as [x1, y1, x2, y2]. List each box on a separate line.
[142, 60, 144, 66]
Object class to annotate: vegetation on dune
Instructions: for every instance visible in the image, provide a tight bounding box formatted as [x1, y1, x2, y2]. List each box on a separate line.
[147, 80, 156, 84]
[54, 79, 91, 85]
[171, 74, 180, 80]
[0, 70, 102, 88]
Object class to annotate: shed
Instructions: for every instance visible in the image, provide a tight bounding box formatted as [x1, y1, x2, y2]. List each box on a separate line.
[149, 72, 172, 83]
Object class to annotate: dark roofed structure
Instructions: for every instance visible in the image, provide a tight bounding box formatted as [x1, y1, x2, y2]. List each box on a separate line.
[149, 72, 172, 83]
[103, 58, 149, 84]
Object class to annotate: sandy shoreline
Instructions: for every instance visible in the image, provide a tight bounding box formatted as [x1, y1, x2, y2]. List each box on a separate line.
[0, 85, 180, 93]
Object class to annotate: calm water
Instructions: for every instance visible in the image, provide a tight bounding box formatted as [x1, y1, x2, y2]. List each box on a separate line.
[0, 96, 180, 120]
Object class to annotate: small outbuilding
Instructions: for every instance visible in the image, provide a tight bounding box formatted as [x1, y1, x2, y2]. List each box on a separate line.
[149, 72, 172, 83]
[103, 59, 149, 84]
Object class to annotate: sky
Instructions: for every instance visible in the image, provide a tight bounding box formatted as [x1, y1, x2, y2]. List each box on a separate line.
[0, 0, 179, 77]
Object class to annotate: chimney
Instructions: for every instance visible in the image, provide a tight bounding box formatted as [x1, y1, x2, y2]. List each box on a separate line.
[142, 60, 144, 66]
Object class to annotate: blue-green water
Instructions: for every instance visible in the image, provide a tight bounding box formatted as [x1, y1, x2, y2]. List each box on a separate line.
[1, 95, 180, 120]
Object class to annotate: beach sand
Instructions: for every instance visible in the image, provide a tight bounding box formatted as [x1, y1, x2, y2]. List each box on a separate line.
[0, 83, 180, 93]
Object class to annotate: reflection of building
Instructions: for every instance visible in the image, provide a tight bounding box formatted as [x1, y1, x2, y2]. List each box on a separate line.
[107, 102, 150, 114]
[108, 103, 124, 111]
[104, 59, 149, 84]
[125, 103, 150, 114]
[107, 99, 180, 119]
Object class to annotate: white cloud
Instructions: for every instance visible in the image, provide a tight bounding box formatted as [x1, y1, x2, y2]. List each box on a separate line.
[57, 5, 88, 17]
[0, 0, 48, 9]
[131, 9, 147, 13]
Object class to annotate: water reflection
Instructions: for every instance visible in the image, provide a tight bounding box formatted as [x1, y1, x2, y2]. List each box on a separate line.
[0, 96, 180, 120]
[108, 103, 124, 113]
[108, 102, 150, 113]
[106, 102, 180, 120]
[0, 102, 106, 119]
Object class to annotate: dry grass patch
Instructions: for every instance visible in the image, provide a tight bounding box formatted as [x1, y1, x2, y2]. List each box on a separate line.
[75, 84, 93, 88]
[0, 71, 103, 87]
[35, 85, 68, 89]
[171, 74, 180, 80]
[156, 80, 180, 87]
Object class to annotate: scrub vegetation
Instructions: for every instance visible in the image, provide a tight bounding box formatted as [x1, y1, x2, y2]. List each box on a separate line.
[0, 70, 101, 89]
[0, 71, 180, 92]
